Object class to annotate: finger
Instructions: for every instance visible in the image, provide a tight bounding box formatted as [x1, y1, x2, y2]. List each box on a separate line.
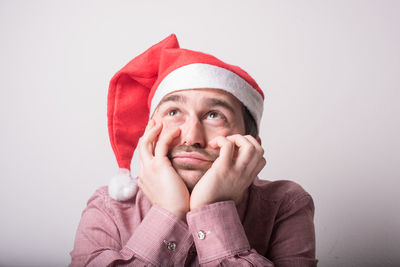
[209, 136, 235, 165]
[243, 135, 264, 156]
[140, 119, 156, 142]
[146, 119, 155, 130]
[142, 120, 162, 142]
[154, 127, 181, 157]
[139, 122, 163, 161]
[243, 136, 266, 174]
[226, 134, 255, 167]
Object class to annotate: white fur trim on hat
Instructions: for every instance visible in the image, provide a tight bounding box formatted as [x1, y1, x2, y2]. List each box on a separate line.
[108, 168, 138, 201]
[150, 63, 264, 127]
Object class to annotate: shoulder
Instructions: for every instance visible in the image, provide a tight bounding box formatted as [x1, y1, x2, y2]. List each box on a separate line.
[83, 186, 122, 217]
[250, 179, 314, 213]
[251, 179, 311, 200]
[86, 186, 114, 207]
[84, 186, 150, 217]
[89, 185, 109, 200]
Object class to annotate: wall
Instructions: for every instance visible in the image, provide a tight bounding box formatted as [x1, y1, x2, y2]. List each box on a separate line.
[0, 1, 399, 266]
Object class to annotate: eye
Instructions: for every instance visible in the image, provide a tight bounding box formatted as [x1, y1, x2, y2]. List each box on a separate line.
[167, 109, 180, 116]
[206, 111, 225, 120]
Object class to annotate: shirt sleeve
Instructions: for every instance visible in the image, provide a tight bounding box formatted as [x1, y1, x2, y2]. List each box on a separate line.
[186, 197, 317, 267]
[70, 191, 192, 267]
[186, 201, 274, 266]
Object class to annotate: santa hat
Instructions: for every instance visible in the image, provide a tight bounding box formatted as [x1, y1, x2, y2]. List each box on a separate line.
[107, 34, 264, 201]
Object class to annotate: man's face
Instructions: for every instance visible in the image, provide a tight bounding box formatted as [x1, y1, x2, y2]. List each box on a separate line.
[152, 88, 246, 190]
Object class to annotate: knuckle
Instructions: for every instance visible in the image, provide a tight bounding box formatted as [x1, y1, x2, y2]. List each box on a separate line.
[233, 134, 242, 138]
[237, 161, 249, 171]
[137, 137, 143, 146]
[254, 148, 263, 158]
[245, 144, 255, 154]
[261, 157, 267, 167]
[138, 137, 149, 148]
[216, 135, 226, 142]
[226, 140, 235, 149]
[244, 135, 256, 143]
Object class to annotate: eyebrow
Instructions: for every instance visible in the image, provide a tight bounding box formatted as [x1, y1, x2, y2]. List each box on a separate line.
[203, 98, 236, 114]
[156, 93, 237, 114]
[157, 94, 187, 107]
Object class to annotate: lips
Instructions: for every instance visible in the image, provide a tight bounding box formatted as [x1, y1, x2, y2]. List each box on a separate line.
[172, 152, 213, 164]
[168, 145, 219, 168]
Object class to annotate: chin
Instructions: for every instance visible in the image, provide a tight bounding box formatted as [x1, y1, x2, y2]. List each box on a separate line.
[175, 169, 206, 191]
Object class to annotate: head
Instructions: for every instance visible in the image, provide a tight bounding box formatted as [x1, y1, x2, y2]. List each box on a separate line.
[107, 34, 264, 201]
[152, 88, 258, 190]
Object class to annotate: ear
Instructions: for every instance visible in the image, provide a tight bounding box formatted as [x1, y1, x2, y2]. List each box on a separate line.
[256, 136, 261, 145]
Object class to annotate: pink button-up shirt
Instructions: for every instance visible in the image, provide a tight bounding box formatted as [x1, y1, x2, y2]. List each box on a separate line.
[70, 179, 317, 266]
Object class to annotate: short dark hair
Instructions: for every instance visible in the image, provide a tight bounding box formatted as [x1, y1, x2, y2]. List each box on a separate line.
[242, 105, 258, 137]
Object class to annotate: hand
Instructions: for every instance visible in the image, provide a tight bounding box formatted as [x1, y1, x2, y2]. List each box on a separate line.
[137, 120, 190, 220]
[190, 134, 266, 210]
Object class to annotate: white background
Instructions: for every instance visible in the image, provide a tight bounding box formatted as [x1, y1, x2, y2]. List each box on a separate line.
[1, 1, 399, 266]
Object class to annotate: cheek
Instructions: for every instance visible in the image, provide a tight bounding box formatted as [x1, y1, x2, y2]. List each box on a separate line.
[152, 113, 181, 132]
[157, 119, 182, 150]
[204, 127, 233, 140]
[159, 114, 185, 129]
[161, 120, 182, 139]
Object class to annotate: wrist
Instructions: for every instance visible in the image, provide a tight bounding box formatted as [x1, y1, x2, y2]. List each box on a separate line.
[161, 205, 189, 221]
[190, 199, 214, 211]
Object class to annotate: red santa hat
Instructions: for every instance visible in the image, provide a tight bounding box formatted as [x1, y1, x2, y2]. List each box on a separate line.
[107, 34, 264, 201]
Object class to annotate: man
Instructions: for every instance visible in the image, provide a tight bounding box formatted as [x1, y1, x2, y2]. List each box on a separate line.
[70, 34, 317, 266]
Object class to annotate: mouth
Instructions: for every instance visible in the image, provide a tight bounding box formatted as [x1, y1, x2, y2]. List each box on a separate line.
[171, 152, 213, 165]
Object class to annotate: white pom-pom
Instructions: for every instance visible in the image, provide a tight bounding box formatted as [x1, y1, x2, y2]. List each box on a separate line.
[108, 168, 138, 201]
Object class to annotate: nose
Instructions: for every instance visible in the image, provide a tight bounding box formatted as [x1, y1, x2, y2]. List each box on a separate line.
[180, 116, 206, 148]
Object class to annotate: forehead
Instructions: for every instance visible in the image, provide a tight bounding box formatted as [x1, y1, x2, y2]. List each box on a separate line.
[157, 88, 243, 108]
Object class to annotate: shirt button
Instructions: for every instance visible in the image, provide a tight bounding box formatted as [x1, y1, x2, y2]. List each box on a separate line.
[163, 240, 177, 251]
[197, 230, 206, 240]
[167, 242, 176, 251]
